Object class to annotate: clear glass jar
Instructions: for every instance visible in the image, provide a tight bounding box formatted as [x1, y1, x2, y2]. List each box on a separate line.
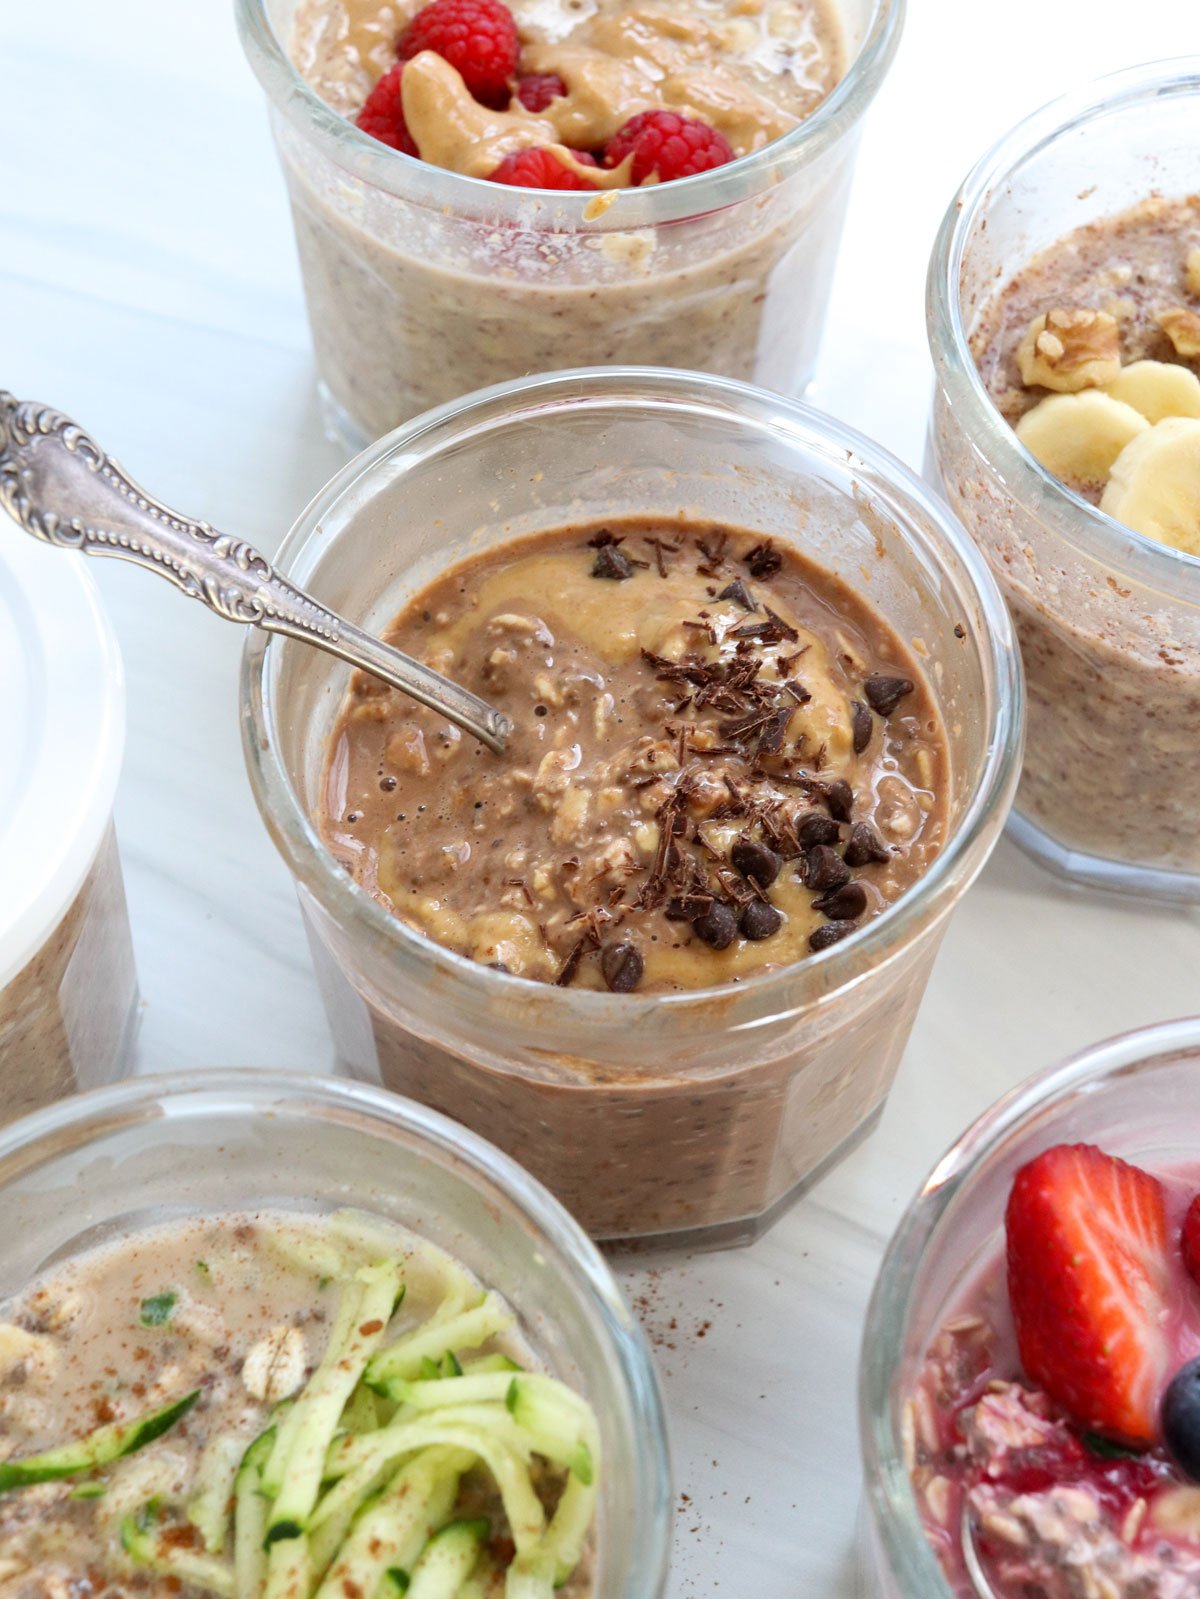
[0, 1069, 671, 1598]
[0, 536, 138, 1122]
[926, 59, 1200, 903]
[242, 368, 1021, 1246]
[857, 1014, 1200, 1598]
[236, 0, 903, 450]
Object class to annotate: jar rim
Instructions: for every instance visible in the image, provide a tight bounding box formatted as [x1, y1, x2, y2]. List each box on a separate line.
[926, 56, 1200, 599]
[858, 1012, 1200, 1598]
[0, 1066, 673, 1597]
[234, 0, 904, 225]
[240, 366, 1023, 1026]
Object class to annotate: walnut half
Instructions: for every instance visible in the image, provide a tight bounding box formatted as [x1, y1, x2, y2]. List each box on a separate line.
[1018, 308, 1122, 392]
[1158, 306, 1200, 360]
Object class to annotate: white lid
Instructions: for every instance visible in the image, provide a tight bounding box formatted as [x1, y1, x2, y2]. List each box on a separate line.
[0, 535, 126, 990]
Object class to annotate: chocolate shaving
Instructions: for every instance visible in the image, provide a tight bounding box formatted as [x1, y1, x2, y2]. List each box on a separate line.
[592, 544, 634, 581]
[587, 528, 620, 548]
[729, 606, 799, 645]
[717, 578, 757, 612]
[744, 541, 782, 580]
[755, 706, 793, 757]
[644, 535, 680, 578]
[782, 680, 812, 706]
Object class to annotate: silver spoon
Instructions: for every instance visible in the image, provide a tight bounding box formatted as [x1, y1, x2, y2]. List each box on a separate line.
[961, 1501, 1003, 1599]
[0, 392, 512, 755]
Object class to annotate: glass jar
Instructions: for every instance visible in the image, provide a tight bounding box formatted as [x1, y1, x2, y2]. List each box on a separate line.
[0, 534, 138, 1123]
[857, 1013, 1200, 1598]
[241, 367, 1021, 1247]
[236, 0, 903, 450]
[926, 59, 1200, 902]
[0, 1069, 671, 1598]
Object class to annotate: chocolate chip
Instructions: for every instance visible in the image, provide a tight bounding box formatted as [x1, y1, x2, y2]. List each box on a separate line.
[803, 844, 850, 892]
[693, 900, 738, 950]
[744, 541, 782, 580]
[851, 701, 873, 755]
[717, 578, 757, 612]
[740, 900, 783, 941]
[813, 881, 867, 921]
[601, 941, 644, 994]
[843, 822, 890, 868]
[731, 836, 781, 888]
[592, 544, 634, 581]
[808, 920, 857, 953]
[823, 778, 854, 822]
[863, 674, 915, 716]
[796, 812, 841, 847]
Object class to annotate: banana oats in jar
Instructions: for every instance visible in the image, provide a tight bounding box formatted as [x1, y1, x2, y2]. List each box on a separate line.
[321, 520, 948, 993]
[928, 64, 1200, 895]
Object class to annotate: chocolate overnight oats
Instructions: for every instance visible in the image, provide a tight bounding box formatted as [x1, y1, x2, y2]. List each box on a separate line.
[320, 519, 948, 993]
[0, 1207, 599, 1597]
[245, 372, 1018, 1243]
[239, 0, 895, 442]
[930, 143, 1200, 886]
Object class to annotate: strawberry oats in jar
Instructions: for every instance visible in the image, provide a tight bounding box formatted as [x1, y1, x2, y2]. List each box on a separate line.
[927, 60, 1200, 901]
[242, 370, 1020, 1246]
[236, 0, 903, 447]
[859, 1017, 1200, 1599]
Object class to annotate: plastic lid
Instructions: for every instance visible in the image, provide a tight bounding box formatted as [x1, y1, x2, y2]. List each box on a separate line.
[0, 535, 126, 990]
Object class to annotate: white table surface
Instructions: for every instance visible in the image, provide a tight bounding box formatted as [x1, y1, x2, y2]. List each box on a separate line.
[3, 2, 1198, 1593]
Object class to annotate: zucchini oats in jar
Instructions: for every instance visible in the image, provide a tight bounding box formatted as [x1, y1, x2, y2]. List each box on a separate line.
[321, 520, 949, 993]
[0, 1210, 598, 1598]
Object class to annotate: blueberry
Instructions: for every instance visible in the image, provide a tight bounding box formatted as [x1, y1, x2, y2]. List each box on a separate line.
[1163, 1357, 1200, 1481]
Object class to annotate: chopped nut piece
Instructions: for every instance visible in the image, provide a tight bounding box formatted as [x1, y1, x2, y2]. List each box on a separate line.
[1017, 308, 1122, 391]
[1158, 306, 1200, 359]
[242, 1325, 307, 1403]
[1150, 1485, 1200, 1538]
[1188, 247, 1200, 300]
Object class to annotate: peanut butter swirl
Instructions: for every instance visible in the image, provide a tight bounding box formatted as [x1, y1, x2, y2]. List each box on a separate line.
[293, 0, 844, 176]
[321, 520, 948, 995]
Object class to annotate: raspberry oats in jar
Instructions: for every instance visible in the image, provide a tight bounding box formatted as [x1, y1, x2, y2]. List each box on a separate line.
[236, 0, 903, 446]
[243, 371, 1020, 1245]
[927, 60, 1200, 900]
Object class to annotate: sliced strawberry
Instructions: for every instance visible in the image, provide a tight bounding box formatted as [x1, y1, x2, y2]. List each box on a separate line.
[1006, 1143, 1170, 1446]
[1183, 1193, 1200, 1291]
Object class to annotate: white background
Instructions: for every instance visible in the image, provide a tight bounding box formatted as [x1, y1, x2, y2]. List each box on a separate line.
[3, 1, 1199, 1593]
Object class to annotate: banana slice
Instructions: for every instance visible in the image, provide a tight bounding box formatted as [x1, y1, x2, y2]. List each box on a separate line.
[1104, 360, 1200, 423]
[1015, 391, 1149, 489]
[1100, 417, 1200, 556]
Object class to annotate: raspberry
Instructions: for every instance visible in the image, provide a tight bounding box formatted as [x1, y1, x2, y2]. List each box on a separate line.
[397, 0, 519, 108]
[515, 72, 567, 112]
[1183, 1194, 1200, 1290]
[604, 110, 734, 186]
[356, 63, 418, 155]
[490, 147, 598, 189]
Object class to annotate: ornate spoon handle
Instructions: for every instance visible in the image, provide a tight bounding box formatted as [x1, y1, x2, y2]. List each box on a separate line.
[0, 392, 512, 754]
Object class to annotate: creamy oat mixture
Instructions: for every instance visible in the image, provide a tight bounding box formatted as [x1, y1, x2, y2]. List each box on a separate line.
[0, 1211, 596, 1597]
[911, 1280, 1200, 1599]
[973, 195, 1200, 552]
[294, 0, 843, 177]
[321, 520, 948, 994]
